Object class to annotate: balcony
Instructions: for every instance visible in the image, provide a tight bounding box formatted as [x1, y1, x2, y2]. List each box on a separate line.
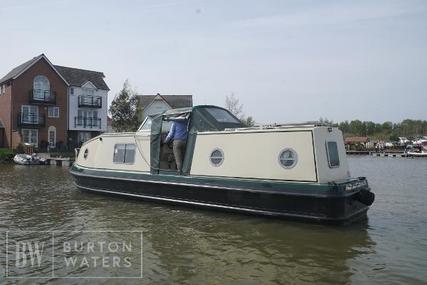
[74, 117, 101, 129]
[18, 113, 45, 128]
[29, 89, 56, 104]
[78, 95, 102, 108]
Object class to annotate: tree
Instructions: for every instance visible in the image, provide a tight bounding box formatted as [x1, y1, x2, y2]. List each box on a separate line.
[225, 93, 256, 126]
[109, 80, 140, 132]
[242, 116, 255, 127]
[225, 93, 243, 120]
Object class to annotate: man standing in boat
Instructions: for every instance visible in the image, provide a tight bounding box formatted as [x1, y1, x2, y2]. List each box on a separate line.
[164, 119, 188, 174]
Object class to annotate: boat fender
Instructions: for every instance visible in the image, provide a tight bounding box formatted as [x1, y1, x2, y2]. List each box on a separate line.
[356, 190, 375, 206]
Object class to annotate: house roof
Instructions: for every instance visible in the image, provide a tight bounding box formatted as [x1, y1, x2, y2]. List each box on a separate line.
[345, 136, 369, 143]
[138, 94, 193, 110]
[54, 65, 110, 90]
[0, 54, 69, 86]
[0, 56, 39, 84]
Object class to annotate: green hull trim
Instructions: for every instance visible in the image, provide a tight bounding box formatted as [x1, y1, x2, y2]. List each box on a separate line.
[70, 163, 365, 198]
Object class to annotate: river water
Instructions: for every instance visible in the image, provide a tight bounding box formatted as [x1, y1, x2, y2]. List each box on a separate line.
[0, 156, 426, 284]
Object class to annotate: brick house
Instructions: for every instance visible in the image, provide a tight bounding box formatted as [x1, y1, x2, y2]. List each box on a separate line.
[0, 54, 68, 150]
[0, 54, 109, 150]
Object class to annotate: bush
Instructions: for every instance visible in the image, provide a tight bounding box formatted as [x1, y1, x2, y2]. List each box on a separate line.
[15, 143, 25, 154]
[0, 148, 15, 162]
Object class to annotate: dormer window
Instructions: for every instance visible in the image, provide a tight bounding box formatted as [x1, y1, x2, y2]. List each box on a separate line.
[83, 87, 95, 96]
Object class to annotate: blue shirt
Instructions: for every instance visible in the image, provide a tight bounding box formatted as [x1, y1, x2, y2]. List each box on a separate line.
[165, 121, 188, 143]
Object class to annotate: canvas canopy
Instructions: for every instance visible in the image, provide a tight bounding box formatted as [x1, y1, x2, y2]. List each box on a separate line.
[148, 105, 243, 174]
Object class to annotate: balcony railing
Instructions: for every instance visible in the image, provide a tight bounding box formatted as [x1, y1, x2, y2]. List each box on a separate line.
[29, 89, 56, 104]
[78, 95, 102, 108]
[18, 113, 45, 128]
[74, 117, 101, 129]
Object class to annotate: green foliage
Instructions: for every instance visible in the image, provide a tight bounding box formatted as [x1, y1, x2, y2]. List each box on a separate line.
[0, 148, 15, 161]
[109, 80, 140, 132]
[334, 118, 427, 140]
[242, 116, 256, 127]
[15, 143, 25, 154]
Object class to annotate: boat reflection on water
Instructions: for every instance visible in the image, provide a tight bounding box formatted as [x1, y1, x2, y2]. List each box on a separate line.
[89, 201, 375, 284]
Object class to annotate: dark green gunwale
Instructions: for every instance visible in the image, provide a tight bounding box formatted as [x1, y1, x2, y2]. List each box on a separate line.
[70, 164, 366, 198]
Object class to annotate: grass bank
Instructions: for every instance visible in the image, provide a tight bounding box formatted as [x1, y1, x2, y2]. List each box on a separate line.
[0, 148, 15, 163]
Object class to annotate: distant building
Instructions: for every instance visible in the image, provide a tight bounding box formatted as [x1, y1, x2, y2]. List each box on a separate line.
[55, 65, 109, 148]
[344, 136, 370, 150]
[0, 54, 109, 150]
[137, 93, 193, 122]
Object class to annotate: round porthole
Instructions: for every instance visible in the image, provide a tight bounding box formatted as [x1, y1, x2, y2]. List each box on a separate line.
[210, 149, 224, 167]
[278, 148, 298, 169]
[83, 149, 89, 159]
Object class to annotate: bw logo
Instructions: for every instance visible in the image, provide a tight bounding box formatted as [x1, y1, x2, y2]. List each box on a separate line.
[15, 241, 45, 268]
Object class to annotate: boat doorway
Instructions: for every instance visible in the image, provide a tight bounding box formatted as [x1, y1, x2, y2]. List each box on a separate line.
[149, 108, 192, 175]
[159, 120, 177, 171]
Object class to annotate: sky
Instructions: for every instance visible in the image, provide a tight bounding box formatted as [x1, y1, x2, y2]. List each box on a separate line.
[0, 0, 426, 124]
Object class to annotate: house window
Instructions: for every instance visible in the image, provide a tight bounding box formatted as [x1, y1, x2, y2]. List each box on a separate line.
[21, 105, 39, 124]
[70, 88, 74, 95]
[113, 144, 136, 164]
[48, 126, 56, 147]
[33, 75, 50, 100]
[22, 129, 38, 145]
[48, 107, 59, 118]
[83, 87, 95, 96]
[326, 141, 340, 168]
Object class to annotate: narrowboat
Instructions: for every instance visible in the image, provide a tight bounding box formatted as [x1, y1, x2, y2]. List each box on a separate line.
[70, 105, 375, 224]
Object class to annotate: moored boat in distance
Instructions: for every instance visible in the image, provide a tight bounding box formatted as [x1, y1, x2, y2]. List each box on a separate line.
[14, 153, 48, 165]
[406, 141, 427, 157]
[70, 105, 375, 224]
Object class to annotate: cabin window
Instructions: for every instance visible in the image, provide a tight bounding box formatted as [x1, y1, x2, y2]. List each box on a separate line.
[113, 144, 136, 164]
[210, 148, 224, 167]
[139, 117, 152, 131]
[83, 148, 88, 159]
[326, 141, 340, 168]
[205, 107, 240, 124]
[278, 148, 298, 169]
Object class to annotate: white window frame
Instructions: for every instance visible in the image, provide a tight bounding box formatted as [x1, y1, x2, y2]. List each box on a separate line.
[21, 105, 39, 124]
[48, 107, 59, 118]
[113, 144, 136, 164]
[48, 126, 56, 148]
[83, 87, 95, 96]
[33, 75, 50, 100]
[22, 129, 38, 145]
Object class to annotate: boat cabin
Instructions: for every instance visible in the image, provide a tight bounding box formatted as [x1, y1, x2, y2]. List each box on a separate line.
[76, 105, 350, 184]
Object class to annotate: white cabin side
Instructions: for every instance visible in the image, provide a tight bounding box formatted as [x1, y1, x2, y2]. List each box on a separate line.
[76, 126, 350, 184]
[313, 128, 350, 183]
[190, 130, 317, 182]
[77, 133, 150, 172]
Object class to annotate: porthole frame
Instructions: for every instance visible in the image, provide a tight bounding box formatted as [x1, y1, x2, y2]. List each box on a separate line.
[209, 148, 224, 167]
[278, 148, 298, 169]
